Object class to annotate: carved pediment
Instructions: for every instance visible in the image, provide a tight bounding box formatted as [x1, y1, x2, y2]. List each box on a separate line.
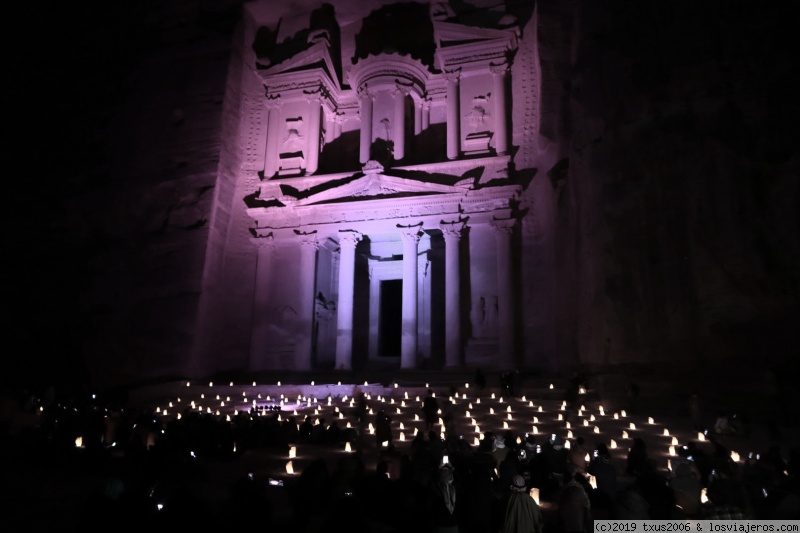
[290, 171, 469, 206]
[259, 40, 341, 92]
[433, 21, 518, 69]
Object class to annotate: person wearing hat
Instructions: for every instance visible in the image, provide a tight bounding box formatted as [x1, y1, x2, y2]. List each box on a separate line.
[502, 475, 543, 533]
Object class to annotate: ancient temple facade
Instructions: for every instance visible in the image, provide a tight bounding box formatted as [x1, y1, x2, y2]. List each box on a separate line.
[192, 1, 555, 374]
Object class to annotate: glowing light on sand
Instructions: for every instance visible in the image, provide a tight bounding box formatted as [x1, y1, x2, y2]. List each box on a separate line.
[701, 488, 708, 504]
[594, 426, 600, 434]
[566, 421, 571, 429]
[400, 432, 406, 441]
[621, 410, 627, 417]
[415, 414, 419, 421]
[209, 382, 213, 387]
[731, 451, 740, 462]
[532, 426, 538, 434]
[629, 423, 636, 430]
[584, 420, 589, 427]
[588, 475, 597, 489]
[503, 421, 509, 429]
[530, 488, 540, 504]
[672, 437, 678, 446]
[648, 417, 654, 424]
[622, 430, 628, 438]
[614, 413, 619, 419]
[590, 414, 596, 421]
[663, 428, 669, 436]
[538, 406, 543, 413]
[286, 461, 294, 474]
[345, 442, 352, 452]
[490, 408, 495, 415]
[550, 384, 554, 389]
[558, 414, 563, 421]
[579, 386, 586, 394]
[669, 446, 676, 456]
[75, 436, 84, 448]
[474, 437, 480, 446]
[567, 430, 573, 439]
[698, 432, 705, 442]
[565, 440, 571, 450]
[610, 439, 617, 449]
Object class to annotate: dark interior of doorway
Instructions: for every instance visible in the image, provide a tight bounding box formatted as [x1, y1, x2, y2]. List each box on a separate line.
[379, 279, 402, 357]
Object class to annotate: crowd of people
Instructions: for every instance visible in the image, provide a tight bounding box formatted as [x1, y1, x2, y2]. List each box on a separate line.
[1, 383, 798, 532]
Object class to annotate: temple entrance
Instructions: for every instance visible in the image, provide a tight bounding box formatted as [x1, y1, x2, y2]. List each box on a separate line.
[379, 279, 402, 357]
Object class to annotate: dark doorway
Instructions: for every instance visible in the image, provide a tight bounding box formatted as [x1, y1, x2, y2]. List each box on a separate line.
[379, 279, 402, 357]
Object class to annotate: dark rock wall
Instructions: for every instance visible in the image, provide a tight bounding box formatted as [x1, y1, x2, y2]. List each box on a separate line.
[555, 0, 800, 374]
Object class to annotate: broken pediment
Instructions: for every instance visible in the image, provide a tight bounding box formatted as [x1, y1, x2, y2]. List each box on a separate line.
[258, 39, 341, 91]
[432, 21, 518, 70]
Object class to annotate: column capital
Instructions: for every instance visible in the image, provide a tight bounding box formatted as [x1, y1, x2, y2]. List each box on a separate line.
[338, 230, 363, 249]
[295, 230, 319, 249]
[444, 69, 461, 83]
[440, 220, 466, 241]
[489, 62, 510, 76]
[397, 222, 423, 244]
[490, 217, 517, 234]
[394, 84, 411, 97]
[251, 233, 275, 250]
[265, 94, 282, 110]
[357, 86, 375, 100]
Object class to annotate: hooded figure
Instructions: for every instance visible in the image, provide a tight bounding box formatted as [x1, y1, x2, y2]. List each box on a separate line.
[427, 465, 459, 533]
[503, 475, 543, 533]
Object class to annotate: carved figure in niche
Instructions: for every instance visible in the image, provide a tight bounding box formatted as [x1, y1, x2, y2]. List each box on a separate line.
[471, 296, 486, 338]
[315, 292, 336, 320]
[465, 95, 490, 134]
[282, 117, 305, 153]
[379, 117, 392, 141]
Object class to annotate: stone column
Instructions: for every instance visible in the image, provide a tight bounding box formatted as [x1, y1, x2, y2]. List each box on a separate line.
[295, 232, 318, 370]
[490, 63, 509, 155]
[264, 98, 281, 178]
[441, 221, 465, 368]
[445, 72, 461, 160]
[491, 218, 516, 369]
[359, 89, 373, 163]
[414, 99, 422, 135]
[334, 113, 343, 139]
[398, 224, 422, 369]
[306, 94, 322, 174]
[324, 110, 336, 145]
[422, 100, 430, 131]
[334, 230, 362, 370]
[393, 87, 407, 161]
[250, 235, 275, 370]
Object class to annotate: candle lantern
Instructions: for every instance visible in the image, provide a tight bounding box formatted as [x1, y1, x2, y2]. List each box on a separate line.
[530, 487, 540, 504]
[286, 461, 294, 474]
[610, 439, 617, 449]
[289, 446, 297, 458]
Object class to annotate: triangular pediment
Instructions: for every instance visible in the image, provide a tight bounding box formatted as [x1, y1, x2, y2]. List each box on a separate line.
[275, 168, 471, 208]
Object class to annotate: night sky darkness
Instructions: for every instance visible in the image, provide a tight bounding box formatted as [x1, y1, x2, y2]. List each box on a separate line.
[5, 1, 799, 390]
